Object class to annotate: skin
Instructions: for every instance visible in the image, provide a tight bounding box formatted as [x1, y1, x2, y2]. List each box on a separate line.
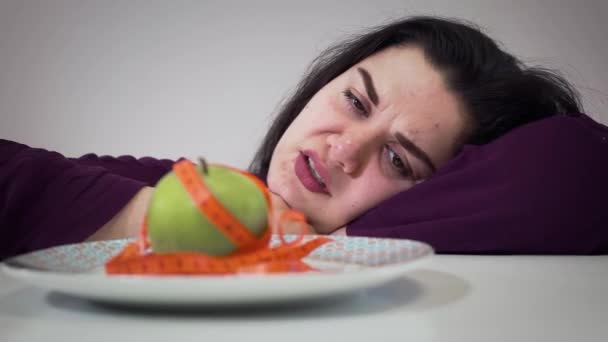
[267, 45, 468, 234]
[87, 45, 468, 242]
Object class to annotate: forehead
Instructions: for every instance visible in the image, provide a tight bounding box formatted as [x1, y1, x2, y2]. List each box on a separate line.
[352, 46, 449, 105]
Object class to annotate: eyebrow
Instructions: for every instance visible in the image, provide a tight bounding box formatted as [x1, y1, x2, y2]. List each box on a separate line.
[356, 67, 436, 175]
[395, 132, 437, 174]
[357, 67, 379, 106]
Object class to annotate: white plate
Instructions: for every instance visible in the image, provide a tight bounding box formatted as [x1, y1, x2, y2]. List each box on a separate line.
[1, 235, 433, 307]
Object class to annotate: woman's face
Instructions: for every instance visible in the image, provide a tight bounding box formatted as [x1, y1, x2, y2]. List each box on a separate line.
[267, 46, 468, 233]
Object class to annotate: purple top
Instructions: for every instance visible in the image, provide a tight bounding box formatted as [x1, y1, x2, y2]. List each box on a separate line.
[0, 141, 173, 260]
[1, 113, 607, 259]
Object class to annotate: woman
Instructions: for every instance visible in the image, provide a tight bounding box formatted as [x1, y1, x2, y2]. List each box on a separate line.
[2, 16, 603, 259]
[251, 16, 582, 235]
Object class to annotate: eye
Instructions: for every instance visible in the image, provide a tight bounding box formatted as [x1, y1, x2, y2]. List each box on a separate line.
[342, 90, 369, 117]
[385, 146, 413, 178]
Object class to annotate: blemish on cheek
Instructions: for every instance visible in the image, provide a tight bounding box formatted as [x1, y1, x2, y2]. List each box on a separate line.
[434, 123, 440, 129]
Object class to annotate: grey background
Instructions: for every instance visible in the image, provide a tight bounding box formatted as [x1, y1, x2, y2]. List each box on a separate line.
[1, 0, 606, 168]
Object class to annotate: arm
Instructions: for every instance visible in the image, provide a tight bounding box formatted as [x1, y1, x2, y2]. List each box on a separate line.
[84, 186, 153, 242]
[70, 153, 174, 185]
[70, 151, 176, 241]
[0, 140, 162, 259]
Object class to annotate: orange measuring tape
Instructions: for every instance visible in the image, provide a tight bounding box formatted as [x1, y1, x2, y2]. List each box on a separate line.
[105, 159, 331, 275]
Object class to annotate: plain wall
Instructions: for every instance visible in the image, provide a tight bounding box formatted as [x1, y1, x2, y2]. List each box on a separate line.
[1, 0, 606, 168]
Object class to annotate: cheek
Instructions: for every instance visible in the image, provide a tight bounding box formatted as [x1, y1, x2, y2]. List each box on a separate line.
[297, 92, 345, 130]
[338, 169, 410, 221]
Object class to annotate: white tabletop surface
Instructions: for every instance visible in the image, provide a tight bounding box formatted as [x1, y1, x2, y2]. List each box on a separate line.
[1, 255, 606, 342]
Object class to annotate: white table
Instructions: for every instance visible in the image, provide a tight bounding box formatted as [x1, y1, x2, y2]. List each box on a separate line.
[1, 255, 606, 342]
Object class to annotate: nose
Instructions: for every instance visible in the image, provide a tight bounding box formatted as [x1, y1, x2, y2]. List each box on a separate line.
[327, 131, 373, 175]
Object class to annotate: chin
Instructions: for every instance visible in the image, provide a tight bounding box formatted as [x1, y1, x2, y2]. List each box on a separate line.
[309, 222, 338, 235]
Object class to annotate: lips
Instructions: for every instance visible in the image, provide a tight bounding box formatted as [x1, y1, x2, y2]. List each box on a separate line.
[294, 150, 331, 195]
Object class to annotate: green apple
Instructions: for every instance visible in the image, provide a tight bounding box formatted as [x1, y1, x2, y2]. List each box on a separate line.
[146, 161, 268, 256]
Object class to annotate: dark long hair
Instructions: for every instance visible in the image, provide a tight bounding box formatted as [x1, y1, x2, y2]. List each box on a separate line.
[248, 16, 582, 175]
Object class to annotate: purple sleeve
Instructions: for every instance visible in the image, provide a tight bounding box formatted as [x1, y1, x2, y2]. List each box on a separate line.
[0, 140, 174, 259]
[346, 114, 608, 254]
[69, 154, 174, 186]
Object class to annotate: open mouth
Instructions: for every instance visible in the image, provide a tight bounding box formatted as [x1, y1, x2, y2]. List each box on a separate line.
[294, 152, 330, 195]
[306, 155, 326, 187]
